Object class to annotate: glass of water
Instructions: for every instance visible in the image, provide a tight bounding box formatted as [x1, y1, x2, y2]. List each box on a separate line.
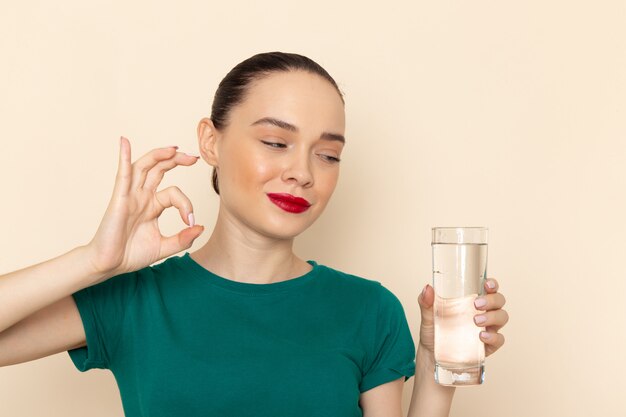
[432, 227, 488, 386]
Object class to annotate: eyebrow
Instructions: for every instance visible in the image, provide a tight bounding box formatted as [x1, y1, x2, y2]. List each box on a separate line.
[250, 117, 345, 144]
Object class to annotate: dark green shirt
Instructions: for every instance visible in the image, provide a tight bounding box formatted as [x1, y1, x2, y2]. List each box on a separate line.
[68, 252, 415, 416]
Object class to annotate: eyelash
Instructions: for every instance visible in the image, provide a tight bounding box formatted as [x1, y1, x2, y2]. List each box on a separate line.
[260, 141, 341, 164]
[261, 140, 287, 149]
[321, 155, 341, 163]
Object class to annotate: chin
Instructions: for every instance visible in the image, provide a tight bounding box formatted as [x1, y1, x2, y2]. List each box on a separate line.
[259, 215, 318, 240]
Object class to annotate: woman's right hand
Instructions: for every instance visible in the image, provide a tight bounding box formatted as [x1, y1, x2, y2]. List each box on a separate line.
[85, 136, 204, 280]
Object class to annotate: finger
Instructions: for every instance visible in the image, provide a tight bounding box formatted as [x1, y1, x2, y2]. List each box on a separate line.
[129, 146, 179, 190]
[473, 309, 509, 330]
[485, 322, 508, 333]
[480, 331, 505, 355]
[154, 186, 196, 226]
[143, 151, 200, 190]
[159, 225, 205, 259]
[112, 136, 132, 198]
[474, 292, 506, 311]
[484, 278, 499, 294]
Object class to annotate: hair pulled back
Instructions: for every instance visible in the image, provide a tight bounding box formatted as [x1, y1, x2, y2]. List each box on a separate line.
[209, 52, 344, 194]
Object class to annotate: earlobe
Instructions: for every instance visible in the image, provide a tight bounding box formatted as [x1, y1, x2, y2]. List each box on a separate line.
[197, 117, 219, 167]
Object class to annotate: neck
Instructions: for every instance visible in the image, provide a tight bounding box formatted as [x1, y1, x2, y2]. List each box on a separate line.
[190, 205, 310, 284]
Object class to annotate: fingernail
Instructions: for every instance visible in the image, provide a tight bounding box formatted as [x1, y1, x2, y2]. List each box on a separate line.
[487, 280, 496, 289]
[480, 331, 490, 339]
[475, 315, 487, 324]
[188, 213, 195, 227]
[163, 145, 179, 149]
[474, 297, 487, 308]
[422, 285, 428, 297]
[183, 152, 200, 158]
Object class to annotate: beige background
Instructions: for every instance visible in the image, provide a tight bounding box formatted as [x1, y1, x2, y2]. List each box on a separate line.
[1, 0, 625, 416]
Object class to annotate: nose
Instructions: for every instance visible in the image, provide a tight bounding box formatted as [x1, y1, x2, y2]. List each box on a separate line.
[282, 152, 314, 187]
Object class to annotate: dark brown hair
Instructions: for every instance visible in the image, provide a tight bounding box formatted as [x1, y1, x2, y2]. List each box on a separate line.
[209, 52, 344, 194]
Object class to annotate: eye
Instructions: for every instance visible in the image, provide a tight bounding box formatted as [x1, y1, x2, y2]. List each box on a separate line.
[261, 140, 287, 149]
[319, 154, 341, 163]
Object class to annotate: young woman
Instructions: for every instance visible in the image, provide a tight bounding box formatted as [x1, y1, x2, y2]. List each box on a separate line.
[0, 52, 508, 417]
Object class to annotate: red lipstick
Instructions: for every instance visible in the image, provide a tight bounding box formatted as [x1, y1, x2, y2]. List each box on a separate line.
[267, 193, 311, 214]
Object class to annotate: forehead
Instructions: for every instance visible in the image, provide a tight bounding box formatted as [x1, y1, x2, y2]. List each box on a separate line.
[230, 70, 345, 133]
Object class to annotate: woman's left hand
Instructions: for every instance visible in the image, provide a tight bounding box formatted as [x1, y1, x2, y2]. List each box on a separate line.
[417, 278, 508, 358]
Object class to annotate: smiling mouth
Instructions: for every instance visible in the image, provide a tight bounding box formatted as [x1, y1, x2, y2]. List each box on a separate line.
[266, 193, 311, 213]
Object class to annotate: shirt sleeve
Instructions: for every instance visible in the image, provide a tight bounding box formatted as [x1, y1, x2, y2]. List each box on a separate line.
[67, 270, 140, 372]
[359, 284, 416, 393]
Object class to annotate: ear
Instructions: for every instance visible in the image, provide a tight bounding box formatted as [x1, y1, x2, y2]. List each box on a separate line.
[197, 117, 220, 167]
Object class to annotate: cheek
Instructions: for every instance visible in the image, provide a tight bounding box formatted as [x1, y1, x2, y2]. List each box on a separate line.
[315, 169, 340, 199]
[323, 167, 340, 189]
[228, 151, 278, 192]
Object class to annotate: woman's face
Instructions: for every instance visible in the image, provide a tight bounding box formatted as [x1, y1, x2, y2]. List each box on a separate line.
[199, 70, 346, 240]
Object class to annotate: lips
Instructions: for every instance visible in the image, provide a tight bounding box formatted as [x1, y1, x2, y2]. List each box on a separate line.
[267, 193, 311, 214]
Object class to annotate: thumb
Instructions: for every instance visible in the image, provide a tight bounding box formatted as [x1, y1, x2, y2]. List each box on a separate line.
[160, 225, 205, 259]
[418, 284, 435, 325]
[179, 224, 205, 248]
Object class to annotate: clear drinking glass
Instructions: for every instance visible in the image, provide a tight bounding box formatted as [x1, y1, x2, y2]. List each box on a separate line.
[432, 227, 488, 386]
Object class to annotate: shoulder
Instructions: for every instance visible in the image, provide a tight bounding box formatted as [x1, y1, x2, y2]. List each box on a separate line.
[96, 256, 174, 291]
[145, 254, 187, 279]
[316, 263, 381, 288]
[314, 263, 402, 307]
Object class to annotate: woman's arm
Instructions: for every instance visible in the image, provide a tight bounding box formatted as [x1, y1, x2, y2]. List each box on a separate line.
[359, 344, 454, 417]
[406, 344, 456, 417]
[0, 245, 108, 334]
